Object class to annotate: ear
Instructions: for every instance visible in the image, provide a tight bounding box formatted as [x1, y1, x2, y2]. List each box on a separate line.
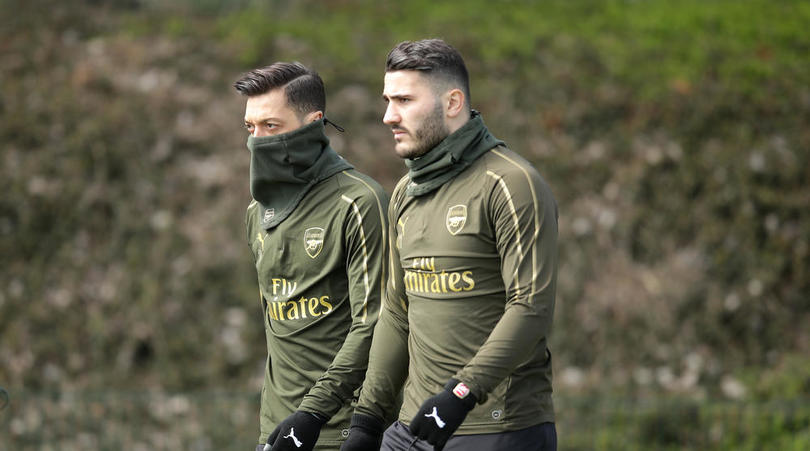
[304, 110, 324, 123]
[445, 88, 465, 119]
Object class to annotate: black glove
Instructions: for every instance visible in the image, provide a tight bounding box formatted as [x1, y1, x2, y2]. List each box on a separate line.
[409, 379, 477, 451]
[339, 413, 386, 451]
[264, 411, 327, 451]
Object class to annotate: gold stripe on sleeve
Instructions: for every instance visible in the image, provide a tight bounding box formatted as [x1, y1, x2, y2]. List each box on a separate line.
[341, 171, 388, 311]
[487, 170, 523, 295]
[342, 194, 371, 323]
[491, 149, 542, 301]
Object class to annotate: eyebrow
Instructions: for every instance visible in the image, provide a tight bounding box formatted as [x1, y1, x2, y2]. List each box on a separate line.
[244, 116, 282, 124]
[382, 93, 411, 101]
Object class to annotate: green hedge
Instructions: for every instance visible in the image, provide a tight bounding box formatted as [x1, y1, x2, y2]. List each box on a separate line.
[1, 4, 808, 448]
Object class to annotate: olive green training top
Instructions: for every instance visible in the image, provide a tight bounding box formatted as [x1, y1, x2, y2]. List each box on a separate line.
[246, 169, 388, 448]
[356, 118, 559, 435]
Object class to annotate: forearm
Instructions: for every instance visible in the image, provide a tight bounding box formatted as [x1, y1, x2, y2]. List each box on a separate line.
[354, 309, 409, 421]
[354, 179, 409, 422]
[454, 302, 551, 401]
[299, 320, 376, 417]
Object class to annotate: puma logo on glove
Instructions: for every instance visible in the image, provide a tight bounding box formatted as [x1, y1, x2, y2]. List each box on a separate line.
[424, 407, 446, 428]
[283, 428, 303, 448]
[409, 379, 478, 451]
[265, 411, 326, 451]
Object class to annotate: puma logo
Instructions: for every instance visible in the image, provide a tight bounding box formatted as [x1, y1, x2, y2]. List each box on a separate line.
[424, 406, 446, 428]
[396, 216, 409, 249]
[284, 427, 303, 448]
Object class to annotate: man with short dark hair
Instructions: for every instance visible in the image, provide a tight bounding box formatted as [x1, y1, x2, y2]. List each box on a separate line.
[234, 62, 389, 451]
[341, 39, 559, 451]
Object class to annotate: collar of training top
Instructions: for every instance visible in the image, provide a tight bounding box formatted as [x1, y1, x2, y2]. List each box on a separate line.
[405, 111, 504, 197]
[246, 118, 353, 229]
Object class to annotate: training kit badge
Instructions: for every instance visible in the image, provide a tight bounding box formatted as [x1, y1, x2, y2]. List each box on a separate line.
[446, 205, 467, 235]
[453, 382, 470, 399]
[304, 227, 325, 258]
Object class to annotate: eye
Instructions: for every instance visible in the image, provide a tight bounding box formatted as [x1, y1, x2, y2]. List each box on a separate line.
[244, 123, 255, 133]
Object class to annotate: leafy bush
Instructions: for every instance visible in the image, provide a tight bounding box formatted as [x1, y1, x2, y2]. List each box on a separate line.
[1, 0, 808, 447]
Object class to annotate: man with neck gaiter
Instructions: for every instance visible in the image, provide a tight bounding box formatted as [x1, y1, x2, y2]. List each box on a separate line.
[234, 62, 389, 451]
[341, 39, 559, 451]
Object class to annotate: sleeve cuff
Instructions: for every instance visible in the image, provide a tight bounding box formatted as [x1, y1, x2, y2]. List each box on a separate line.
[299, 391, 342, 419]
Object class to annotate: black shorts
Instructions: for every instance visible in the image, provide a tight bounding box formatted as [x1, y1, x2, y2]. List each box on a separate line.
[380, 420, 557, 451]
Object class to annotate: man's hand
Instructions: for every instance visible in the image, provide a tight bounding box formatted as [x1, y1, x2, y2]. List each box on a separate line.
[264, 411, 327, 451]
[409, 379, 477, 451]
[339, 413, 386, 451]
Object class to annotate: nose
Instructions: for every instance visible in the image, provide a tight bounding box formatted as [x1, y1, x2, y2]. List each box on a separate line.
[383, 103, 399, 125]
[253, 127, 269, 138]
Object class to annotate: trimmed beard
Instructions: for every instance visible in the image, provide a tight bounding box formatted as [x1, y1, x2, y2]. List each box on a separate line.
[402, 100, 449, 159]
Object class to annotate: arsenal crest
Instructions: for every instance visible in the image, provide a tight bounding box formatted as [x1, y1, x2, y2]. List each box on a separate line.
[304, 227, 325, 258]
[446, 205, 467, 235]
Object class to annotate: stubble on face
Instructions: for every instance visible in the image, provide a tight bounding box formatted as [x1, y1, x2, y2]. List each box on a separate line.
[400, 99, 449, 159]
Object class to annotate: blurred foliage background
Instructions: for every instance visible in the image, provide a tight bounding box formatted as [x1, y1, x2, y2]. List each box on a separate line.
[1, 0, 809, 449]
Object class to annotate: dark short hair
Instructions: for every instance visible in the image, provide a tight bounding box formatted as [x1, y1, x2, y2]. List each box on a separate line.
[233, 62, 326, 115]
[386, 39, 471, 107]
